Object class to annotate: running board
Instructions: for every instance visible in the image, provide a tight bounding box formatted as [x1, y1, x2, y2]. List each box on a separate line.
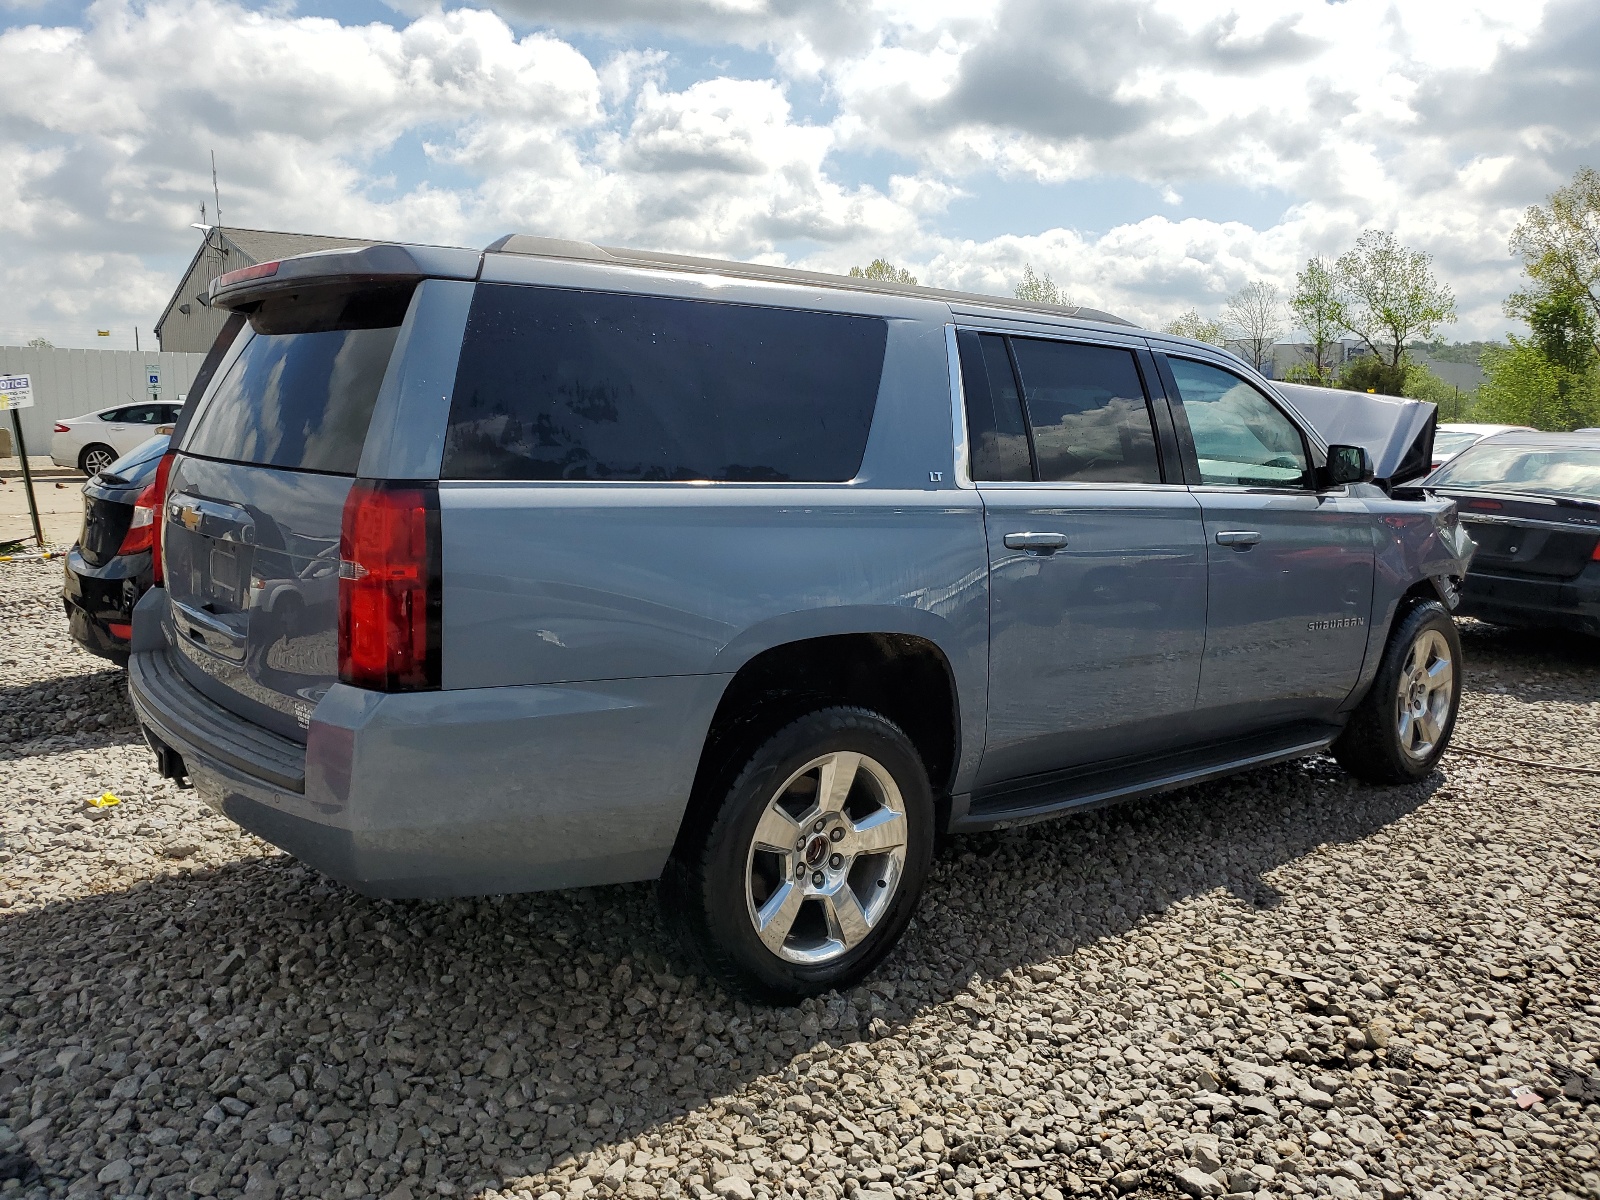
[950, 722, 1341, 833]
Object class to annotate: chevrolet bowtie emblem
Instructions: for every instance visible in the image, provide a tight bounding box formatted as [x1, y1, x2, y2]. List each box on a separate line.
[173, 503, 202, 531]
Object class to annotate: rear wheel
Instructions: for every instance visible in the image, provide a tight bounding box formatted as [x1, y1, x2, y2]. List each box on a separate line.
[1332, 599, 1462, 784]
[660, 706, 934, 1001]
[79, 444, 117, 475]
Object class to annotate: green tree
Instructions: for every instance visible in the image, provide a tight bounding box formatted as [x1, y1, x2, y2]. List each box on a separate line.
[1014, 263, 1064, 305]
[26, 337, 52, 349]
[1508, 165, 1600, 363]
[848, 258, 918, 285]
[1332, 230, 1456, 389]
[1336, 354, 1407, 395]
[1477, 338, 1600, 430]
[1163, 308, 1226, 345]
[1288, 256, 1343, 383]
[1401, 360, 1473, 420]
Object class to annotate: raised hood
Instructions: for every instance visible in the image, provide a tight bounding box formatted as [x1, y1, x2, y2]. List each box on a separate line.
[1275, 382, 1437, 490]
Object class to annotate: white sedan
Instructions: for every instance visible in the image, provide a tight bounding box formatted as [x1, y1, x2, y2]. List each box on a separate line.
[51, 402, 184, 475]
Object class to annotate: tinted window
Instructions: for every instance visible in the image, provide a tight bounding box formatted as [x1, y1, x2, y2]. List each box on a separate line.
[121, 405, 163, 424]
[1168, 358, 1311, 488]
[957, 331, 1031, 481]
[444, 286, 887, 482]
[1010, 339, 1161, 483]
[184, 326, 400, 474]
[99, 408, 129, 422]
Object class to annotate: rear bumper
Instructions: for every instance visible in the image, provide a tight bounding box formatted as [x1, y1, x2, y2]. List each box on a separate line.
[128, 641, 727, 898]
[1457, 565, 1600, 636]
[62, 547, 151, 665]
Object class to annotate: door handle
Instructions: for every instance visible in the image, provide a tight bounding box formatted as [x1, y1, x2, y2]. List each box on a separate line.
[1004, 532, 1068, 553]
[1215, 530, 1262, 549]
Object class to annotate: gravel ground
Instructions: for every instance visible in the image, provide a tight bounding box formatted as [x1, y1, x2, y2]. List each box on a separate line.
[2, 557, 1597, 1200]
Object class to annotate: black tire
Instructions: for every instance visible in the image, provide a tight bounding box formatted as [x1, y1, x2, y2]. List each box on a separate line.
[79, 444, 117, 475]
[660, 706, 935, 1002]
[1332, 599, 1463, 785]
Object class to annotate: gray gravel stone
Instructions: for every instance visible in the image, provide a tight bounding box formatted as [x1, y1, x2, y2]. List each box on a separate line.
[3, 568, 1599, 1200]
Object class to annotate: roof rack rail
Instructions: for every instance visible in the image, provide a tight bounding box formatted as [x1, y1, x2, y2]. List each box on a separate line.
[482, 235, 617, 261]
[482, 233, 1136, 329]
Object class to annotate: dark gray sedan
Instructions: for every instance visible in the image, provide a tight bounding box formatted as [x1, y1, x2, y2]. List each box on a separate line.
[1425, 431, 1600, 635]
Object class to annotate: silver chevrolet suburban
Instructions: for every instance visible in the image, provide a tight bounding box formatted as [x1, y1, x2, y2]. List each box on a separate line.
[128, 236, 1474, 999]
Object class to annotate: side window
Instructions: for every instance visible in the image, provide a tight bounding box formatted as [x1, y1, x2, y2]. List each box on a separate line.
[1010, 338, 1162, 484]
[1167, 358, 1311, 489]
[957, 331, 1031, 481]
[443, 285, 887, 482]
[99, 408, 128, 422]
[123, 405, 160, 424]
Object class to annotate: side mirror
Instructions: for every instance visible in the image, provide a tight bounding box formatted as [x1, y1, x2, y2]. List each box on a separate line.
[1323, 444, 1374, 487]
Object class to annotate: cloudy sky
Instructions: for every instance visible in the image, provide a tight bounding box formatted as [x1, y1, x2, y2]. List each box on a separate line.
[2, 0, 1596, 349]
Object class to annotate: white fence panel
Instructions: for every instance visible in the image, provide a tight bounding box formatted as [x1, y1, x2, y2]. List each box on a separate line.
[0, 346, 208, 454]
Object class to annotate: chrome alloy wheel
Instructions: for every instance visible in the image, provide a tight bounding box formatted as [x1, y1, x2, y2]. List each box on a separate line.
[82, 446, 116, 475]
[744, 751, 909, 965]
[1396, 627, 1454, 760]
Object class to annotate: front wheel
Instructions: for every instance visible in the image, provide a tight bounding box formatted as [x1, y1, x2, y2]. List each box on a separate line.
[1332, 599, 1463, 784]
[660, 707, 935, 1001]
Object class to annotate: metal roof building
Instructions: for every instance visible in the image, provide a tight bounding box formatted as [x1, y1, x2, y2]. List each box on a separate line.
[153, 226, 377, 352]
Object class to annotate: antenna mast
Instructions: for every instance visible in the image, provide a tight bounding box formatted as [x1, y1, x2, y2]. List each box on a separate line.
[211, 151, 222, 229]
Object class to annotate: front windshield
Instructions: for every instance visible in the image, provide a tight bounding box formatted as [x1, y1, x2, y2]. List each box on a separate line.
[1432, 429, 1480, 457]
[1428, 442, 1600, 501]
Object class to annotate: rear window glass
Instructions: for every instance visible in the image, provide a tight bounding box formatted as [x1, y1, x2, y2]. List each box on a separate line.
[442, 285, 888, 482]
[1429, 442, 1600, 500]
[183, 326, 400, 474]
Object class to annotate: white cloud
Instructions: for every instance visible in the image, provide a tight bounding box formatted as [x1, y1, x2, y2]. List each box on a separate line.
[0, 0, 1595, 346]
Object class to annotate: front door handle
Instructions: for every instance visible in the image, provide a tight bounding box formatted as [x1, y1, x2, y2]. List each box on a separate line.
[1004, 532, 1068, 553]
[1215, 530, 1262, 549]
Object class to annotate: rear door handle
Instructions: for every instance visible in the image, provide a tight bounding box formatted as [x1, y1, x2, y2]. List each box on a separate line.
[1003, 532, 1068, 553]
[1215, 530, 1262, 548]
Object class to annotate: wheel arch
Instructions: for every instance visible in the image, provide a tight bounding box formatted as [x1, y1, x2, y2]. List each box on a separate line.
[676, 630, 963, 855]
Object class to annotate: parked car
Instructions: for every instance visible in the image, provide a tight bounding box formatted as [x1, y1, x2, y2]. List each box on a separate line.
[126, 238, 1474, 999]
[52, 401, 183, 475]
[1423, 431, 1600, 635]
[62, 435, 169, 663]
[1431, 422, 1535, 470]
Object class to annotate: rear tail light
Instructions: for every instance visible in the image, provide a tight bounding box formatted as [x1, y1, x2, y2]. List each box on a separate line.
[216, 260, 280, 289]
[139, 450, 178, 583]
[117, 483, 159, 556]
[1466, 498, 1502, 510]
[338, 479, 441, 692]
[1592, 537, 1600, 562]
[54, 422, 69, 433]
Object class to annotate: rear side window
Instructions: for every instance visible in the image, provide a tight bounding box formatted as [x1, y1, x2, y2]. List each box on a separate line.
[1010, 338, 1162, 484]
[183, 285, 411, 475]
[957, 331, 1031, 482]
[443, 285, 888, 482]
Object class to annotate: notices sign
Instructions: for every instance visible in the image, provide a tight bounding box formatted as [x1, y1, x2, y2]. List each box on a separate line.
[146, 367, 161, 396]
[0, 374, 33, 411]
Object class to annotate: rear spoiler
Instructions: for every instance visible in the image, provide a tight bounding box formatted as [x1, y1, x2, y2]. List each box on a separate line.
[1274, 383, 1437, 491]
[208, 244, 481, 310]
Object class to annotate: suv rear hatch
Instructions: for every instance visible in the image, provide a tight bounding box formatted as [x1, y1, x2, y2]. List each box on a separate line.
[162, 281, 415, 741]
